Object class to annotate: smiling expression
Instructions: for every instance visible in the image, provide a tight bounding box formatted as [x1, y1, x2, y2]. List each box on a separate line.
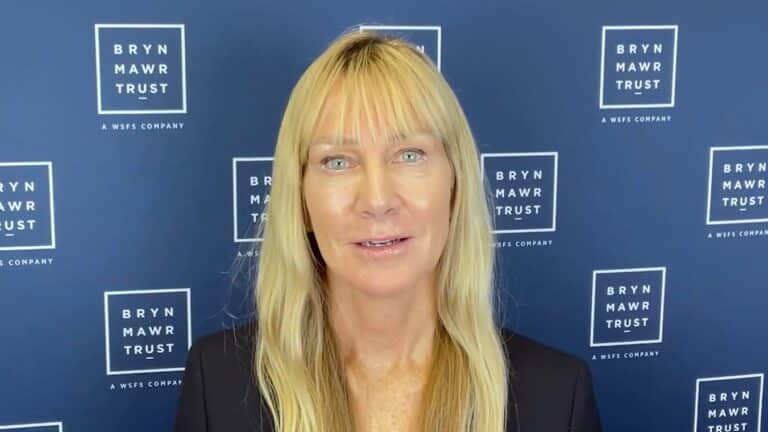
[301, 82, 454, 297]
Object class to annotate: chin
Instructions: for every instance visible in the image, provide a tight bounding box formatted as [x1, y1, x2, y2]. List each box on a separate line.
[352, 277, 418, 298]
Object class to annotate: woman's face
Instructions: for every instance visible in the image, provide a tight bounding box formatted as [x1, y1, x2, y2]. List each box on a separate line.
[302, 91, 454, 298]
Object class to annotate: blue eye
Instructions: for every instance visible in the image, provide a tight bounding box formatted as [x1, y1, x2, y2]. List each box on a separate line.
[322, 157, 348, 171]
[320, 149, 424, 171]
[401, 149, 425, 163]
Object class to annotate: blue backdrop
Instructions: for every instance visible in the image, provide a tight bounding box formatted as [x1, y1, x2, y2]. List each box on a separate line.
[1, 1, 766, 431]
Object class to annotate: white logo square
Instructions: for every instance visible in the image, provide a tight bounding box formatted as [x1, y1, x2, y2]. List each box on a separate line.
[103, 288, 192, 375]
[599, 25, 679, 109]
[707, 145, 768, 225]
[233, 157, 273, 243]
[94, 24, 187, 115]
[0, 161, 56, 251]
[481, 152, 558, 234]
[590, 267, 666, 347]
[694, 374, 764, 432]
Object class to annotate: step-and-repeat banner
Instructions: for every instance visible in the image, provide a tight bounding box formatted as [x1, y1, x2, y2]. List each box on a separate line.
[1, 1, 766, 431]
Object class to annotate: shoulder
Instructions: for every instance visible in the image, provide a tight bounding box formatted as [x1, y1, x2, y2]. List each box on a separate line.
[498, 327, 590, 381]
[498, 327, 602, 432]
[174, 322, 269, 432]
[185, 321, 260, 401]
[188, 321, 258, 366]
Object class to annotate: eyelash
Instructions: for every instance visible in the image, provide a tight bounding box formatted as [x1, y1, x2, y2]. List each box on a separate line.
[321, 149, 426, 170]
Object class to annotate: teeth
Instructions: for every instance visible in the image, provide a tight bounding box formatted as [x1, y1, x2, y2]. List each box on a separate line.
[363, 238, 399, 247]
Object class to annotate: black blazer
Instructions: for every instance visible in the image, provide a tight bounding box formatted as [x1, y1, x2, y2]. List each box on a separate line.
[173, 323, 602, 432]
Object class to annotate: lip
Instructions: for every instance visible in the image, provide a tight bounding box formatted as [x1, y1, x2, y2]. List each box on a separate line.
[353, 236, 412, 259]
[354, 235, 410, 243]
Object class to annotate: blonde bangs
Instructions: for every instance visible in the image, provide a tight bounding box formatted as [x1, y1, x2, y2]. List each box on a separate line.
[296, 33, 451, 169]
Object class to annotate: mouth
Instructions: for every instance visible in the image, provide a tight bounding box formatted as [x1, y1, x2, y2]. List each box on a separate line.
[354, 236, 411, 248]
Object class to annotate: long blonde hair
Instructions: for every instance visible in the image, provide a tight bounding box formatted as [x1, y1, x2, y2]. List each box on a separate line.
[250, 27, 509, 432]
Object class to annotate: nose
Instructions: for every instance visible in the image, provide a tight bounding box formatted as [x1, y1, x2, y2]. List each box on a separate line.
[356, 161, 400, 219]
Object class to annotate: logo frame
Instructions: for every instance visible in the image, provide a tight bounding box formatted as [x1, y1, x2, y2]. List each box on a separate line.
[94, 23, 187, 115]
[0, 161, 56, 251]
[481, 152, 559, 234]
[706, 145, 768, 225]
[599, 25, 679, 110]
[590, 266, 666, 347]
[232, 157, 273, 243]
[693, 373, 764, 432]
[103, 288, 192, 376]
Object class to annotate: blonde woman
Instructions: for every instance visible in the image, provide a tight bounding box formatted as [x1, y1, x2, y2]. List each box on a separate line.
[174, 28, 602, 432]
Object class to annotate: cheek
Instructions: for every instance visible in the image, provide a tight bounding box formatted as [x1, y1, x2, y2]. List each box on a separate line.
[303, 176, 354, 234]
[401, 167, 453, 218]
[404, 187, 449, 217]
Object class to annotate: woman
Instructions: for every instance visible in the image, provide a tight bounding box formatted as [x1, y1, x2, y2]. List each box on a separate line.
[174, 28, 602, 432]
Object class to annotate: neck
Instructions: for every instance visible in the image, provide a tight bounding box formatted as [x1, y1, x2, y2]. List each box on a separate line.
[327, 273, 438, 375]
